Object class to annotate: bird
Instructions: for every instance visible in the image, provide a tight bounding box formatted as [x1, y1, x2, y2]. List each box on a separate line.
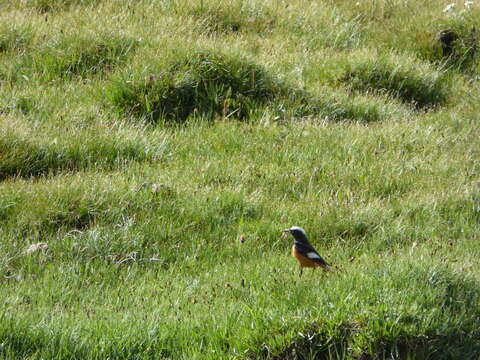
[282, 226, 331, 277]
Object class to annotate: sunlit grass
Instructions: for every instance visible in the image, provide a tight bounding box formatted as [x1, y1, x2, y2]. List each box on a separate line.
[0, 0, 479, 358]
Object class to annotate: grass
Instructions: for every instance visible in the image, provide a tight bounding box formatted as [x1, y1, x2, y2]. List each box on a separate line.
[0, 23, 33, 53]
[106, 48, 281, 122]
[342, 52, 451, 109]
[4, 32, 137, 83]
[24, 0, 98, 13]
[0, 117, 168, 180]
[1, 0, 480, 359]
[106, 47, 405, 123]
[186, 2, 276, 35]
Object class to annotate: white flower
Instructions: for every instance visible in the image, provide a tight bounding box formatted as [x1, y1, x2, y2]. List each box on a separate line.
[465, 1, 474, 8]
[443, 3, 456, 12]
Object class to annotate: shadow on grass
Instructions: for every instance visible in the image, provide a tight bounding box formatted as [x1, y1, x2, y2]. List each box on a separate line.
[342, 54, 451, 110]
[2, 33, 137, 84]
[263, 330, 480, 360]
[107, 48, 393, 125]
[0, 264, 479, 359]
[254, 267, 480, 360]
[0, 132, 160, 181]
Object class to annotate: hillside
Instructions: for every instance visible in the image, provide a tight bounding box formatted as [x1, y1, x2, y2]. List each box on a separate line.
[1, 0, 480, 359]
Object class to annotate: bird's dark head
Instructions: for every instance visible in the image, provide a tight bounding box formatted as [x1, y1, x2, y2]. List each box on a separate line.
[282, 226, 309, 244]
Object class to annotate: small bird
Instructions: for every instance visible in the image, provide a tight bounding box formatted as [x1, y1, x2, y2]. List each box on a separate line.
[283, 226, 331, 277]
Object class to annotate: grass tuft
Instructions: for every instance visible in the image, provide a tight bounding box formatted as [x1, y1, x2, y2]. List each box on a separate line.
[107, 48, 398, 124]
[107, 49, 283, 123]
[15, 33, 137, 82]
[343, 53, 451, 109]
[26, 0, 97, 13]
[0, 128, 168, 180]
[437, 24, 480, 72]
[188, 3, 276, 35]
[0, 24, 33, 53]
[283, 89, 402, 123]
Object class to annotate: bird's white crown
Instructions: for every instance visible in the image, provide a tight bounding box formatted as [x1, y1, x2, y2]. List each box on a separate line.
[289, 226, 306, 235]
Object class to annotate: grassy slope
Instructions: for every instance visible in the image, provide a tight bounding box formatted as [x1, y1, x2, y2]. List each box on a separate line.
[1, 0, 480, 358]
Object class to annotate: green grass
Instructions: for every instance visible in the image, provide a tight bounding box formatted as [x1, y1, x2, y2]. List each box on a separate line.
[1, 0, 480, 359]
[0, 23, 33, 53]
[106, 48, 281, 122]
[24, 0, 98, 13]
[5, 32, 137, 83]
[186, 2, 276, 35]
[106, 47, 405, 123]
[343, 52, 451, 109]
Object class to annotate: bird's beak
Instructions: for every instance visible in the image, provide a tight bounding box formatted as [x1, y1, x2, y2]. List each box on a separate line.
[282, 229, 290, 233]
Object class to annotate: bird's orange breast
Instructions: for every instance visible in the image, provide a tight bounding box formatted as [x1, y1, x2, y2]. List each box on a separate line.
[292, 245, 321, 268]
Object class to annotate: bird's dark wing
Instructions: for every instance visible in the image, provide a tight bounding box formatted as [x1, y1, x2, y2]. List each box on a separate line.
[295, 242, 330, 267]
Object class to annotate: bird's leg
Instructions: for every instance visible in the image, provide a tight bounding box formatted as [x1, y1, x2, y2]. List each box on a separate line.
[299, 266, 303, 277]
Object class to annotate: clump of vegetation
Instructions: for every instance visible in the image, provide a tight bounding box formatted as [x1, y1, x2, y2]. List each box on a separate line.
[343, 54, 451, 109]
[0, 129, 164, 180]
[437, 25, 479, 72]
[8, 97, 38, 115]
[0, 182, 124, 237]
[18, 33, 137, 81]
[259, 264, 480, 359]
[422, 6, 480, 73]
[283, 89, 403, 123]
[0, 24, 33, 53]
[26, 0, 97, 13]
[189, 7, 242, 34]
[107, 49, 283, 122]
[385, 8, 480, 74]
[108, 48, 395, 124]
[188, 3, 276, 35]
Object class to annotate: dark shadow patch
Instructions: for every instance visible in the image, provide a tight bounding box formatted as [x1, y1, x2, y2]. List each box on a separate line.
[190, 7, 242, 34]
[44, 200, 98, 231]
[0, 95, 42, 116]
[436, 26, 479, 73]
[278, 88, 385, 123]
